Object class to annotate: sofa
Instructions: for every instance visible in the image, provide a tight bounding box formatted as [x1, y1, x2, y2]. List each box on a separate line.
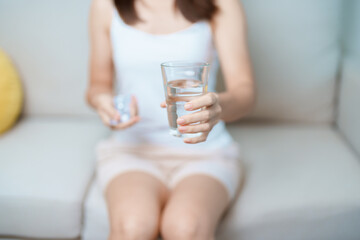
[1, 0, 360, 239]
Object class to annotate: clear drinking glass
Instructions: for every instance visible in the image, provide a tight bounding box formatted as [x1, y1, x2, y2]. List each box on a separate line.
[161, 61, 209, 138]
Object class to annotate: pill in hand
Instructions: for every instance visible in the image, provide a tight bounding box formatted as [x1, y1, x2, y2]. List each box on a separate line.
[113, 94, 131, 123]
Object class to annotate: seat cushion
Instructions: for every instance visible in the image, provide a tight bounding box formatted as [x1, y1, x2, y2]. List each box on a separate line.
[0, 117, 108, 239]
[82, 123, 360, 240]
[218, 124, 360, 240]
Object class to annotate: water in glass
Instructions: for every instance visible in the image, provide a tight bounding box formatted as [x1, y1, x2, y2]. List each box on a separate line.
[166, 79, 205, 137]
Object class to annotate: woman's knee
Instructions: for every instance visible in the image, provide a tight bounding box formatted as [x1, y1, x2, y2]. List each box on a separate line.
[109, 214, 159, 240]
[161, 212, 213, 240]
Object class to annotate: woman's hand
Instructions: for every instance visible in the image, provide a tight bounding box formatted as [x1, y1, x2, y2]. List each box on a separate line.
[161, 92, 222, 144]
[94, 93, 140, 130]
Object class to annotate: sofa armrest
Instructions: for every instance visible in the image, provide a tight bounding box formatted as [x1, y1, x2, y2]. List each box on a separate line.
[337, 0, 360, 156]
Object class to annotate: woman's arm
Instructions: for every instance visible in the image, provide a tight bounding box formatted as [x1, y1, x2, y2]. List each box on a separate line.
[213, 0, 255, 122]
[175, 0, 254, 143]
[86, 0, 139, 128]
[86, 0, 114, 108]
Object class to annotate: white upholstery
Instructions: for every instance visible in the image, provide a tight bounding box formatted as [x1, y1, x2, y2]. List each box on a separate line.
[82, 124, 360, 240]
[0, 238, 78, 240]
[0, 117, 108, 238]
[218, 124, 360, 240]
[0, 0, 360, 239]
[338, 0, 360, 156]
[242, 0, 341, 122]
[0, 0, 93, 116]
[82, 181, 108, 240]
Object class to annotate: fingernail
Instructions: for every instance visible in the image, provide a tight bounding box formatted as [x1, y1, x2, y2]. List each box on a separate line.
[177, 118, 185, 125]
[184, 103, 192, 110]
[184, 138, 191, 143]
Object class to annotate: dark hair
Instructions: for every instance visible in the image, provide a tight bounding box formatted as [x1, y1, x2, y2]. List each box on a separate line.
[114, 0, 218, 25]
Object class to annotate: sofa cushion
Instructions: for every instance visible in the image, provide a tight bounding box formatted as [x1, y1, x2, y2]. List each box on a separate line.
[82, 124, 360, 240]
[242, 0, 341, 122]
[337, 0, 360, 156]
[0, 117, 108, 239]
[218, 124, 360, 240]
[0, 0, 93, 116]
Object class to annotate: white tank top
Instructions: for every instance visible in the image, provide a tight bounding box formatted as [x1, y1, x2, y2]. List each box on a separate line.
[110, 9, 233, 149]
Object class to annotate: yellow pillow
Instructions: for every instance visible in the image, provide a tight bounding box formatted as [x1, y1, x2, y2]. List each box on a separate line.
[0, 49, 23, 134]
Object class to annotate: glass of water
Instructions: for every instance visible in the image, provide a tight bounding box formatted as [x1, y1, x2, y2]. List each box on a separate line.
[161, 61, 209, 138]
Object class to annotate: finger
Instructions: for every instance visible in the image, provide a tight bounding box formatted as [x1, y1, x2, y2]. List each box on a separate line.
[160, 101, 167, 108]
[113, 116, 140, 130]
[119, 116, 140, 129]
[183, 132, 209, 144]
[100, 103, 120, 121]
[177, 108, 215, 125]
[130, 95, 139, 117]
[178, 122, 212, 134]
[184, 92, 218, 111]
[98, 111, 114, 127]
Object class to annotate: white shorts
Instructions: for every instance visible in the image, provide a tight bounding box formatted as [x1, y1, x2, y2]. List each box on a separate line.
[96, 137, 242, 200]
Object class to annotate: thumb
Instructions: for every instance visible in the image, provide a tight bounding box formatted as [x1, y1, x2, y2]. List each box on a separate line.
[102, 103, 120, 121]
[130, 95, 139, 116]
[160, 101, 167, 108]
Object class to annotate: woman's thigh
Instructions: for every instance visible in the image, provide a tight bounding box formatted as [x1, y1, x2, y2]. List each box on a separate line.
[160, 174, 230, 240]
[105, 171, 169, 240]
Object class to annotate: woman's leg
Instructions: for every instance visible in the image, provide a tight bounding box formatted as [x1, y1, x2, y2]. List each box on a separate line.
[105, 171, 169, 240]
[160, 174, 230, 240]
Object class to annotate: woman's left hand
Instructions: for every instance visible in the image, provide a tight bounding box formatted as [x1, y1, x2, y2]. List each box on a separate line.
[161, 92, 222, 144]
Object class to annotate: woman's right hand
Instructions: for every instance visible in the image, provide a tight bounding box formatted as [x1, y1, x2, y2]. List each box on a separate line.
[94, 93, 140, 130]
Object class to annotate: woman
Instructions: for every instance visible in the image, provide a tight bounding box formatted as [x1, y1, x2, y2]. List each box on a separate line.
[86, 0, 254, 239]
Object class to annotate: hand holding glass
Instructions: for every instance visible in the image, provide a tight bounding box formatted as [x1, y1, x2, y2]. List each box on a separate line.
[161, 61, 209, 138]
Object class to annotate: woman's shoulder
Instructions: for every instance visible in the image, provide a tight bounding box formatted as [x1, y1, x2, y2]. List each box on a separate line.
[91, 0, 114, 11]
[210, 0, 245, 31]
[89, 0, 114, 30]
